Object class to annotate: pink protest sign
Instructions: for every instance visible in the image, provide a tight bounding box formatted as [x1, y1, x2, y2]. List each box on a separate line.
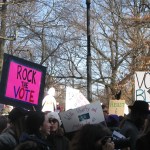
[0, 53, 46, 111]
[5, 61, 42, 105]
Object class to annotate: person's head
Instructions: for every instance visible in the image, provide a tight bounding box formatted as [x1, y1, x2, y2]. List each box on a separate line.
[107, 114, 119, 127]
[0, 115, 8, 133]
[47, 112, 62, 132]
[8, 107, 28, 138]
[128, 101, 150, 128]
[8, 107, 28, 124]
[70, 124, 112, 150]
[25, 111, 50, 137]
[47, 87, 55, 96]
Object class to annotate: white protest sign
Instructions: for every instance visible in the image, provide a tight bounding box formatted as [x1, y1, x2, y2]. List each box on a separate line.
[135, 71, 150, 102]
[59, 101, 104, 133]
[112, 130, 126, 139]
[65, 87, 90, 111]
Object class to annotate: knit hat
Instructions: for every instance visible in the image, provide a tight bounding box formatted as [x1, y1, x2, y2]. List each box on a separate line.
[8, 107, 28, 123]
[47, 112, 62, 125]
[128, 101, 150, 114]
[107, 114, 119, 127]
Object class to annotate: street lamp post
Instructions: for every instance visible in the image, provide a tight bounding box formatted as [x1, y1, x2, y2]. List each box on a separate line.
[86, 0, 92, 102]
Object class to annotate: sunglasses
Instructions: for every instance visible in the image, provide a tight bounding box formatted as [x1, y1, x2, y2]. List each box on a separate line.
[49, 118, 58, 123]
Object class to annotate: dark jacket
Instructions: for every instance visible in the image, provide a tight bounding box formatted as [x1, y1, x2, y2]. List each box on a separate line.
[120, 119, 139, 150]
[47, 132, 69, 150]
[19, 132, 51, 150]
[136, 131, 150, 150]
[0, 127, 18, 150]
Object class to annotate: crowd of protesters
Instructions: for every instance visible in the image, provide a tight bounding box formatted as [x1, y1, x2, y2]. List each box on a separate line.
[0, 100, 149, 150]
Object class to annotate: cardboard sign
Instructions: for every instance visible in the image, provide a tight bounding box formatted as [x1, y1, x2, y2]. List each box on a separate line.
[0, 53, 46, 111]
[65, 87, 90, 110]
[109, 100, 125, 116]
[135, 71, 150, 102]
[59, 101, 104, 132]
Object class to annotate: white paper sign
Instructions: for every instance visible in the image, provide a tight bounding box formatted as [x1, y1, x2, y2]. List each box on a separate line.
[59, 101, 104, 132]
[135, 71, 150, 102]
[112, 130, 126, 139]
[65, 87, 90, 111]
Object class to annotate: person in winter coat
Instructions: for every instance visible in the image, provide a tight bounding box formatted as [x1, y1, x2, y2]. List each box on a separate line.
[120, 101, 150, 150]
[0, 107, 27, 150]
[19, 111, 51, 150]
[47, 112, 69, 150]
[136, 114, 150, 150]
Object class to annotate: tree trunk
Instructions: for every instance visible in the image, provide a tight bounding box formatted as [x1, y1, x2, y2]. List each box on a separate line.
[0, 0, 7, 78]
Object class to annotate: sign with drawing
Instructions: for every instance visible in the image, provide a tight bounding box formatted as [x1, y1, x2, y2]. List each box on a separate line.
[109, 100, 125, 116]
[135, 71, 150, 102]
[0, 53, 46, 110]
[59, 101, 104, 132]
[65, 87, 89, 111]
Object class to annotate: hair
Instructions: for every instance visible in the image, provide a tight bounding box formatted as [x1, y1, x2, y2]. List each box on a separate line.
[25, 111, 45, 135]
[0, 115, 8, 133]
[7, 107, 29, 139]
[101, 104, 107, 110]
[141, 114, 150, 135]
[8, 107, 28, 123]
[70, 124, 112, 150]
[107, 115, 119, 127]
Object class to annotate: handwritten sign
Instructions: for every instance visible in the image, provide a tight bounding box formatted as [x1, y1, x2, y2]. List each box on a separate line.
[5, 62, 41, 105]
[0, 53, 46, 110]
[59, 101, 104, 132]
[109, 100, 125, 116]
[135, 71, 150, 102]
[65, 87, 90, 110]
